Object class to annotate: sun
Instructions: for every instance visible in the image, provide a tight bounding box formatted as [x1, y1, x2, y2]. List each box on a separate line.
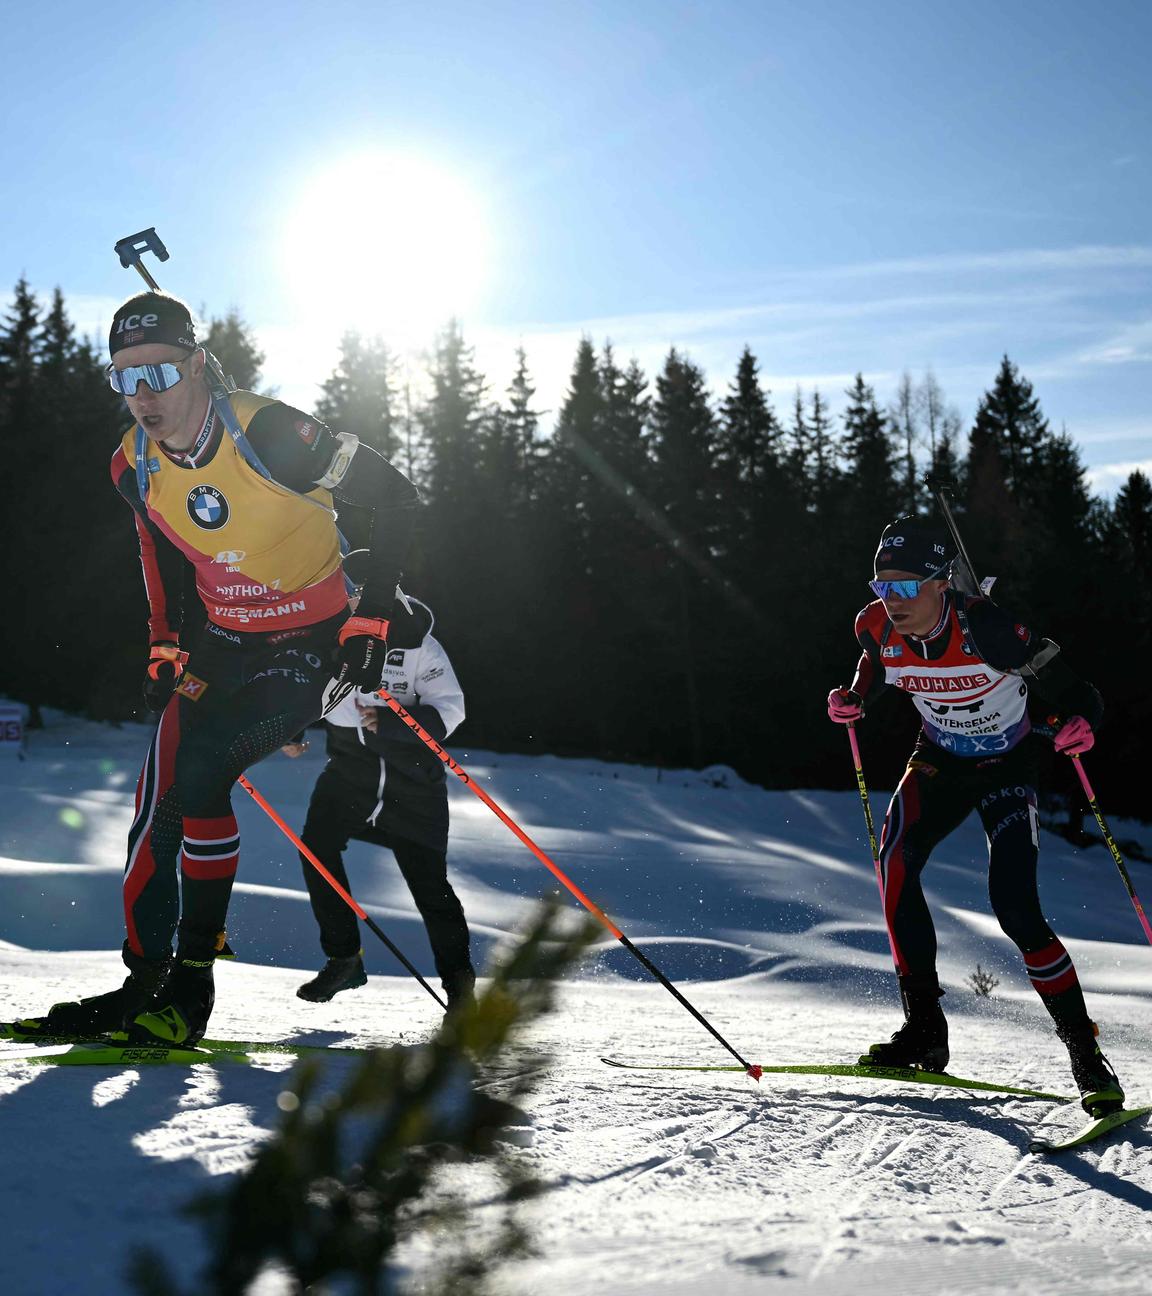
[282, 151, 491, 342]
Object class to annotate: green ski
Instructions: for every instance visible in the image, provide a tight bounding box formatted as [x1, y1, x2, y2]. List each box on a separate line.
[0, 1038, 373, 1066]
[1, 1024, 370, 1056]
[1028, 1104, 1152, 1154]
[600, 1058, 1070, 1101]
[0, 1042, 250, 1067]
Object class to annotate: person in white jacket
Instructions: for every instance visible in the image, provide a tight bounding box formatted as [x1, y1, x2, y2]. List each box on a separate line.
[284, 591, 472, 1007]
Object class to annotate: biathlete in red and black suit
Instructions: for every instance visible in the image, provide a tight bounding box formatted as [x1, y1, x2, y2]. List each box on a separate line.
[14, 290, 419, 1047]
[827, 514, 1124, 1113]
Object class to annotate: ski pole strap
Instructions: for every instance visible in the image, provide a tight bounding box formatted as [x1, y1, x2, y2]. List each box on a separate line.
[1069, 757, 1152, 947]
[338, 616, 390, 645]
[147, 644, 189, 680]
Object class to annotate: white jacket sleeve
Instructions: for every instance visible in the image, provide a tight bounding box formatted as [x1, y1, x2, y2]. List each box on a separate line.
[414, 635, 466, 739]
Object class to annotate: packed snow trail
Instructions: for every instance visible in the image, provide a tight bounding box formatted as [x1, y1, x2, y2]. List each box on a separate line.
[0, 713, 1149, 1294]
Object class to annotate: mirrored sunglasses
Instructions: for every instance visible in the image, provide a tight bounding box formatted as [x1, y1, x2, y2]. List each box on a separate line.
[107, 356, 191, 397]
[868, 561, 951, 601]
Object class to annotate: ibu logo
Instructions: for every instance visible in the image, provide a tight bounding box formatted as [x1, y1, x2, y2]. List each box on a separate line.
[187, 485, 230, 530]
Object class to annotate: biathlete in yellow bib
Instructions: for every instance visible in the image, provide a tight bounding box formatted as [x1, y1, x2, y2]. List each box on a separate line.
[15, 290, 418, 1046]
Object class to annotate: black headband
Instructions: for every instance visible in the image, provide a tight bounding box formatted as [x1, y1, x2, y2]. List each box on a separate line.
[109, 293, 197, 358]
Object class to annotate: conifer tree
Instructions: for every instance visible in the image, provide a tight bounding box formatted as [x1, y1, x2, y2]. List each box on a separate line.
[646, 348, 721, 764]
[841, 373, 898, 513]
[503, 345, 543, 499]
[808, 388, 840, 507]
[784, 387, 811, 499]
[0, 276, 40, 438]
[649, 348, 718, 542]
[928, 427, 963, 491]
[1021, 426, 1095, 632]
[546, 336, 603, 547]
[970, 355, 1050, 505]
[418, 320, 486, 510]
[316, 332, 398, 459]
[1110, 469, 1152, 571]
[202, 308, 266, 392]
[716, 346, 782, 487]
[0, 279, 43, 706]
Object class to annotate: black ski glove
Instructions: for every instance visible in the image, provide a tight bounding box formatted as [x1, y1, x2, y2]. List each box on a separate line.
[327, 615, 391, 711]
[144, 642, 188, 713]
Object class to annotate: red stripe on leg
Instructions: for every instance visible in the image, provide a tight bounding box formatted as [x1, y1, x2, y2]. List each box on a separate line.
[181, 851, 240, 881]
[1030, 966, 1080, 996]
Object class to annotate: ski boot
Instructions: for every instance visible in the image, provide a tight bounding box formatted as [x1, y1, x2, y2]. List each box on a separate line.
[443, 967, 477, 1016]
[1058, 1021, 1125, 1116]
[859, 974, 950, 1072]
[296, 953, 367, 1003]
[1, 950, 172, 1043]
[128, 958, 215, 1047]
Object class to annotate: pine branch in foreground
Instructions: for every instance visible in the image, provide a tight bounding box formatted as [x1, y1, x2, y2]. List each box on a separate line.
[128, 900, 596, 1296]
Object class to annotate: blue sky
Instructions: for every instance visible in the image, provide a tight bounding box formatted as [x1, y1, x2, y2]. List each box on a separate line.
[3, 0, 1150, 492]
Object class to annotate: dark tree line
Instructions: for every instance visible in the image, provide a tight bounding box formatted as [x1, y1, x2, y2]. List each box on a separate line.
[2, 281, 1149, 817]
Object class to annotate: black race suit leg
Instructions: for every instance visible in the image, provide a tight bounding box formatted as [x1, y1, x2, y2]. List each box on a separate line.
[124, 620, 341, 965]
[976, 751, 1091, 1031]
[878, 752, 975, 977]
[122, 700, 185, 961]
[174, 626, 340, 961]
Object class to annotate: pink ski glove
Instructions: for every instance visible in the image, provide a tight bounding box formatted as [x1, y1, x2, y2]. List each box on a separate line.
[827, 688, 863, 724]
[1054, 715, 1094, 756]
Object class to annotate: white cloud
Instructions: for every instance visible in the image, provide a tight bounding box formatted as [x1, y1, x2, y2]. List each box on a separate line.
[1085, 459, 1152, 497]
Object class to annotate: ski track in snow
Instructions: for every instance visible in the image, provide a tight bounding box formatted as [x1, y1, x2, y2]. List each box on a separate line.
[0, 713, 1150, 1294]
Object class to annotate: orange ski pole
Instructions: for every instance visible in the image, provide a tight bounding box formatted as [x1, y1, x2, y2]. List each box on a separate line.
[369, 687, 762, 1079]
[237, 774, 447, 1009]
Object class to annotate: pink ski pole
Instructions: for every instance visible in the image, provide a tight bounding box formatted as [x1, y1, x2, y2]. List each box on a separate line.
[1069, 755, 1152, 947]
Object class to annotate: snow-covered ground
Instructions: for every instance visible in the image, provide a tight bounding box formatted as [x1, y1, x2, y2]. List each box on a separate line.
[1, 713, 1150, 1294]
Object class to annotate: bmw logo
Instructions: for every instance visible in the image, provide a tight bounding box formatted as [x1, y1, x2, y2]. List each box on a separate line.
[187, 485, 230, 530]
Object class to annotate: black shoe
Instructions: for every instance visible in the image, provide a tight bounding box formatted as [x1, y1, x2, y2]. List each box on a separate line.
[860, 974, 950, 1072]
[296, 954, 367, 1003]
[128, 960, 215, 1046]
[1059, 1022, 1125, 1115]
[443, 968, 477, 1014]
[4, 955, 172, 1042]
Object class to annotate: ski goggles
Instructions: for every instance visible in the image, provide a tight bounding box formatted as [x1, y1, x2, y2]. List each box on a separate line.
[107, 353, 195, 397]
[868, 561, 951, 601]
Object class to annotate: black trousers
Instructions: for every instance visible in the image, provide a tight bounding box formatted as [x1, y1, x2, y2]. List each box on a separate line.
[299, 787, 472, 986]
